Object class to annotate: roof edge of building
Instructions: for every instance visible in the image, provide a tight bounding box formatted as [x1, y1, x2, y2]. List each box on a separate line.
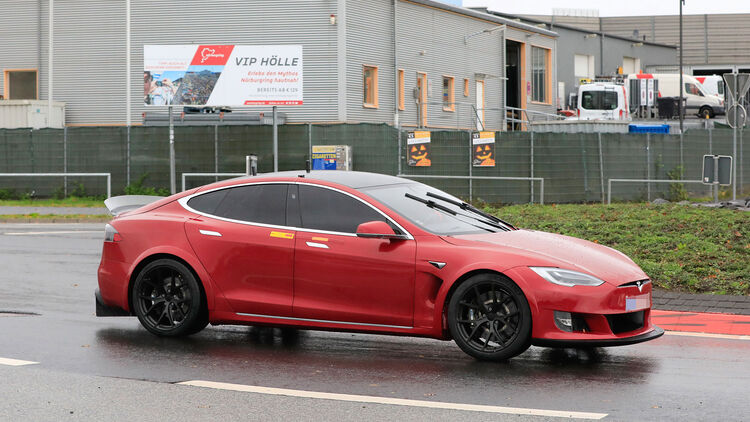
[474, 8, 676, 49]
[403, 0, 558, 37]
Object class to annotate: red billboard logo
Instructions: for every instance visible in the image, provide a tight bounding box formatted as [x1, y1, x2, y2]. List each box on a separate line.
[191, 45, 234, 66]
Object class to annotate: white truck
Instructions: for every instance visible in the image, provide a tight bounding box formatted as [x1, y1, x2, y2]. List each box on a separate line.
[627, 73, 724, 118]
[694, 75, 725, 99]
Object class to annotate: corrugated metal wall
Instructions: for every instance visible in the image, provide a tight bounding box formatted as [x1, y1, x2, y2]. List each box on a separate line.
[0, 1, 41, 98]
[395, 0, 508, 130]
[130, 0, 340, 124]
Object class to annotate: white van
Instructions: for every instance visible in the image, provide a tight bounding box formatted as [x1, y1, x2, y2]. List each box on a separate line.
[576, 82, 630, 121]
[695, 75, 725, 99]
[627, 73, 724, 118]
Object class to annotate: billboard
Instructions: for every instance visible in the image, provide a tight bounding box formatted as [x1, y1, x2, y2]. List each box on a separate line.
[407, 131, 431, 166]
[144, 45, 303, 106]
[472, 131, 495, 167]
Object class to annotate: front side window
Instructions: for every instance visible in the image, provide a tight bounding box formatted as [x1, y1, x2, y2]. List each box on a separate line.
[581, 91, 618, 110]
[685, 83, 704, 96]
[531, 47, 548, 103]
[363, 65, 378, 108]
[298, 185, 385, 233]
[187, 184, 288, 226]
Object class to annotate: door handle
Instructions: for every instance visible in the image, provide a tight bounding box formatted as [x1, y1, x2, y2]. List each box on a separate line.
[199, 230, 222, 237]
[305, 241, 329, 249]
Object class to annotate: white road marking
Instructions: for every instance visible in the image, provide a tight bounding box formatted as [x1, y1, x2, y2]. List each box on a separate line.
[2, 230, 101, 236]
[0, 357, 39, 366]
[665, 330, 750, 341]
[178, 380, 608, 419]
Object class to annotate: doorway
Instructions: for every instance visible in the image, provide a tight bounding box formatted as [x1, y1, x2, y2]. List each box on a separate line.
[505, 40, 522, 130]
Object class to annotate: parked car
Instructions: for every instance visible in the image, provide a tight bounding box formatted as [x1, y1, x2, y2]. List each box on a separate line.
[628, 73, 725, 118]
[96, 171, 663, 361]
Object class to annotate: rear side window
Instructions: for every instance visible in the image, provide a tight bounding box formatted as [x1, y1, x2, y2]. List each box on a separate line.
[581, 90, 618, 110]
[188, 184, 288, 226]
[298, 185, 385, 233]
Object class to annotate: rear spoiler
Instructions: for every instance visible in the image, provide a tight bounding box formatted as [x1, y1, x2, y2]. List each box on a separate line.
[104, 195, 166, 216]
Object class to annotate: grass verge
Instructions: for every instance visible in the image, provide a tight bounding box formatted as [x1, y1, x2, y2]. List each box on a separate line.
[489, 203, 749, 296]
[0, 198, 105, 207]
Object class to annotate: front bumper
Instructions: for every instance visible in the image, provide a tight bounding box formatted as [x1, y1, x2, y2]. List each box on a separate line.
[532, 326, 664, 348]
[95, 288, 130, 317]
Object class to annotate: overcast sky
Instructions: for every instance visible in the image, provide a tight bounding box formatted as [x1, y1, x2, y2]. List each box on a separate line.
[460, 0, 750, 16]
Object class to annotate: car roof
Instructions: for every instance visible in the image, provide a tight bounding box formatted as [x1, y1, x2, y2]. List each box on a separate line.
[232, 170, 418, 189]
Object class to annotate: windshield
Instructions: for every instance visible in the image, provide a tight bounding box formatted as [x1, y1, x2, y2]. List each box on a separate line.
[718, 81, 724, 95]
[361, 183, 508, 235]
[581, 90, 618, 110]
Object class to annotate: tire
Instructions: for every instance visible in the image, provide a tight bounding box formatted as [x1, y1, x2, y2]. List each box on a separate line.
[447, 273, 532, 361]
[699, 107, 714, 119]
[131, 258, 207, 337]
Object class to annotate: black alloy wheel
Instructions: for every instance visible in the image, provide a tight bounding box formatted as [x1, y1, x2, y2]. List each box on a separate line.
[447, 274, 531, 361]
[132, 259, 207, 337]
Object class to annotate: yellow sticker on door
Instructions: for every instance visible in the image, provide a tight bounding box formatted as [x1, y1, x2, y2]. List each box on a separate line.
[270, 231, 294, 239]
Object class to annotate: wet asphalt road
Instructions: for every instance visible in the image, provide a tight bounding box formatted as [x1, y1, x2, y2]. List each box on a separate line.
[0, 223, 748, 421]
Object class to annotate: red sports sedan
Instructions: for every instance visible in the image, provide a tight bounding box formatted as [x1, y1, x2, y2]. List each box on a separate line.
[96, 171, 663, 361]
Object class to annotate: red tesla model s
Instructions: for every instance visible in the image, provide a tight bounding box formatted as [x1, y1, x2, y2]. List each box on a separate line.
[96, 171, 663, 361]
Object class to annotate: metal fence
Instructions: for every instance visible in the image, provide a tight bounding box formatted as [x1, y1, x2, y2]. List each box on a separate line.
[0, 123, 746, 204]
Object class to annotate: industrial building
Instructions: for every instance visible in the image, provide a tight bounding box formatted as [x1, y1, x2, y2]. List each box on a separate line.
[518, 11, 750, 76]
[475, 9, 677, 109]
[0, 0, 559, 130]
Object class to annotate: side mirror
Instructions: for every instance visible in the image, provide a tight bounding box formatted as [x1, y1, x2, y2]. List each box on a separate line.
[356, 221, 408, 241]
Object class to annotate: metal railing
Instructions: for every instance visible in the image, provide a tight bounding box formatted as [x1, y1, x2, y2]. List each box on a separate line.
[607, 178, 704, 205]
[0, 173, 111, 198]
[182, 173, 246, 192]
[398, 174, 545, 204]
[504, 106, 566, 131]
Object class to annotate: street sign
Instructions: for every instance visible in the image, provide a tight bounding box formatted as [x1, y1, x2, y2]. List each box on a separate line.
[723, 73, 750, 102]
[726, 104, 747, 128]
[702, 155, 733, 186]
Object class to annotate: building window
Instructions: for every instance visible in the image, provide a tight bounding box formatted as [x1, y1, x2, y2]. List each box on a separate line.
[3, 69, 38, 100]
[574, 54, 595, 80]
[363, 65, 378, 108]
[531, 47, 549, 103]
[442, 76, 455, 111]
[397, 69, 404, 111]
[463, 78, 469, 97]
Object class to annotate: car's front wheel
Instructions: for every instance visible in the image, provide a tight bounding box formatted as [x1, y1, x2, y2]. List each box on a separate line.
[132, 258, 207, 337]
[447, 273, 532, 361]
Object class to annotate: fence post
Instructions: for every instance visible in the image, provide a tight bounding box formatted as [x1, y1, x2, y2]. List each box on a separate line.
[308, 122, 313, 162]
[740, 126, 744, 195]
[646, 133, 651, 202]
[63, 126, 67, 197]
[581, 136, 588, 199]
[598, 132, 604, 204]
[468, 130, 473, 203]
[214, 124, 218, 182]
[126, 125, 131, 187]
[530, 131, 535, 204]
[397, 126, 402, 176]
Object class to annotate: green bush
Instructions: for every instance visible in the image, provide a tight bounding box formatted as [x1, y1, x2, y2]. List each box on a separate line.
[124, 173, 170, 196]
[0, 189, 20, 200]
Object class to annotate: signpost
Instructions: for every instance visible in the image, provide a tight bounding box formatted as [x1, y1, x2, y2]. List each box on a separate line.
[702, 155, 733, 203]
[144, 44, 304, 192]
[723, 73, 750, 200]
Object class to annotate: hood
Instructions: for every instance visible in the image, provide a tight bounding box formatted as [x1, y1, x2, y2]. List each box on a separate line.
[446, 229, 647, 285]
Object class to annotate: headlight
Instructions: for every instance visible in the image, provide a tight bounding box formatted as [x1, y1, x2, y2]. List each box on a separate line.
[529, 267, 605, 287]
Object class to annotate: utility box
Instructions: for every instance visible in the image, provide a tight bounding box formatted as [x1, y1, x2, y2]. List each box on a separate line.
[311, 145, 353, 171]
[0, 100, 66, 129]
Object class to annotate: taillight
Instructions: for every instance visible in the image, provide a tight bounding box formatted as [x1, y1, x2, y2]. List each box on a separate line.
[577, 108, 580, 117]
[104, 224, 122, 242]
[619, 109, 623, 119]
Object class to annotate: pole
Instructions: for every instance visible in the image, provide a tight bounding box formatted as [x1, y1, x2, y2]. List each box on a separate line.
[63, 126, 67, 197]
[272, 105, 278, 172]
[679, 0, 684, 135]
[530, 131, 535, 204]
[125, 0, 131, 126]
[714, 155, 719, 203]
[169, 106, 175, 194]
[646, 133, 651, 202]
[126, 125, 131, 185]
[598, 132, 605, 204]
[214, 124, 218, 182]
[468, 131, 473, 202]
[732, 99, 738, 200]
[48, 0, 53, 123]
[308, 122, 312, 161]
[397, 126, 402, 176]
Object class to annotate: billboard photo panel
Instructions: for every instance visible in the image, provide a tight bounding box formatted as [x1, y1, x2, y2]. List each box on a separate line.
[144, 45, 303, 107]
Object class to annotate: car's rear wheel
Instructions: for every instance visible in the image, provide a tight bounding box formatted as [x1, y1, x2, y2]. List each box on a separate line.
[132, 259, 206, 337]
[699, 106, 714, 119]
[447, 273, 531, 361]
